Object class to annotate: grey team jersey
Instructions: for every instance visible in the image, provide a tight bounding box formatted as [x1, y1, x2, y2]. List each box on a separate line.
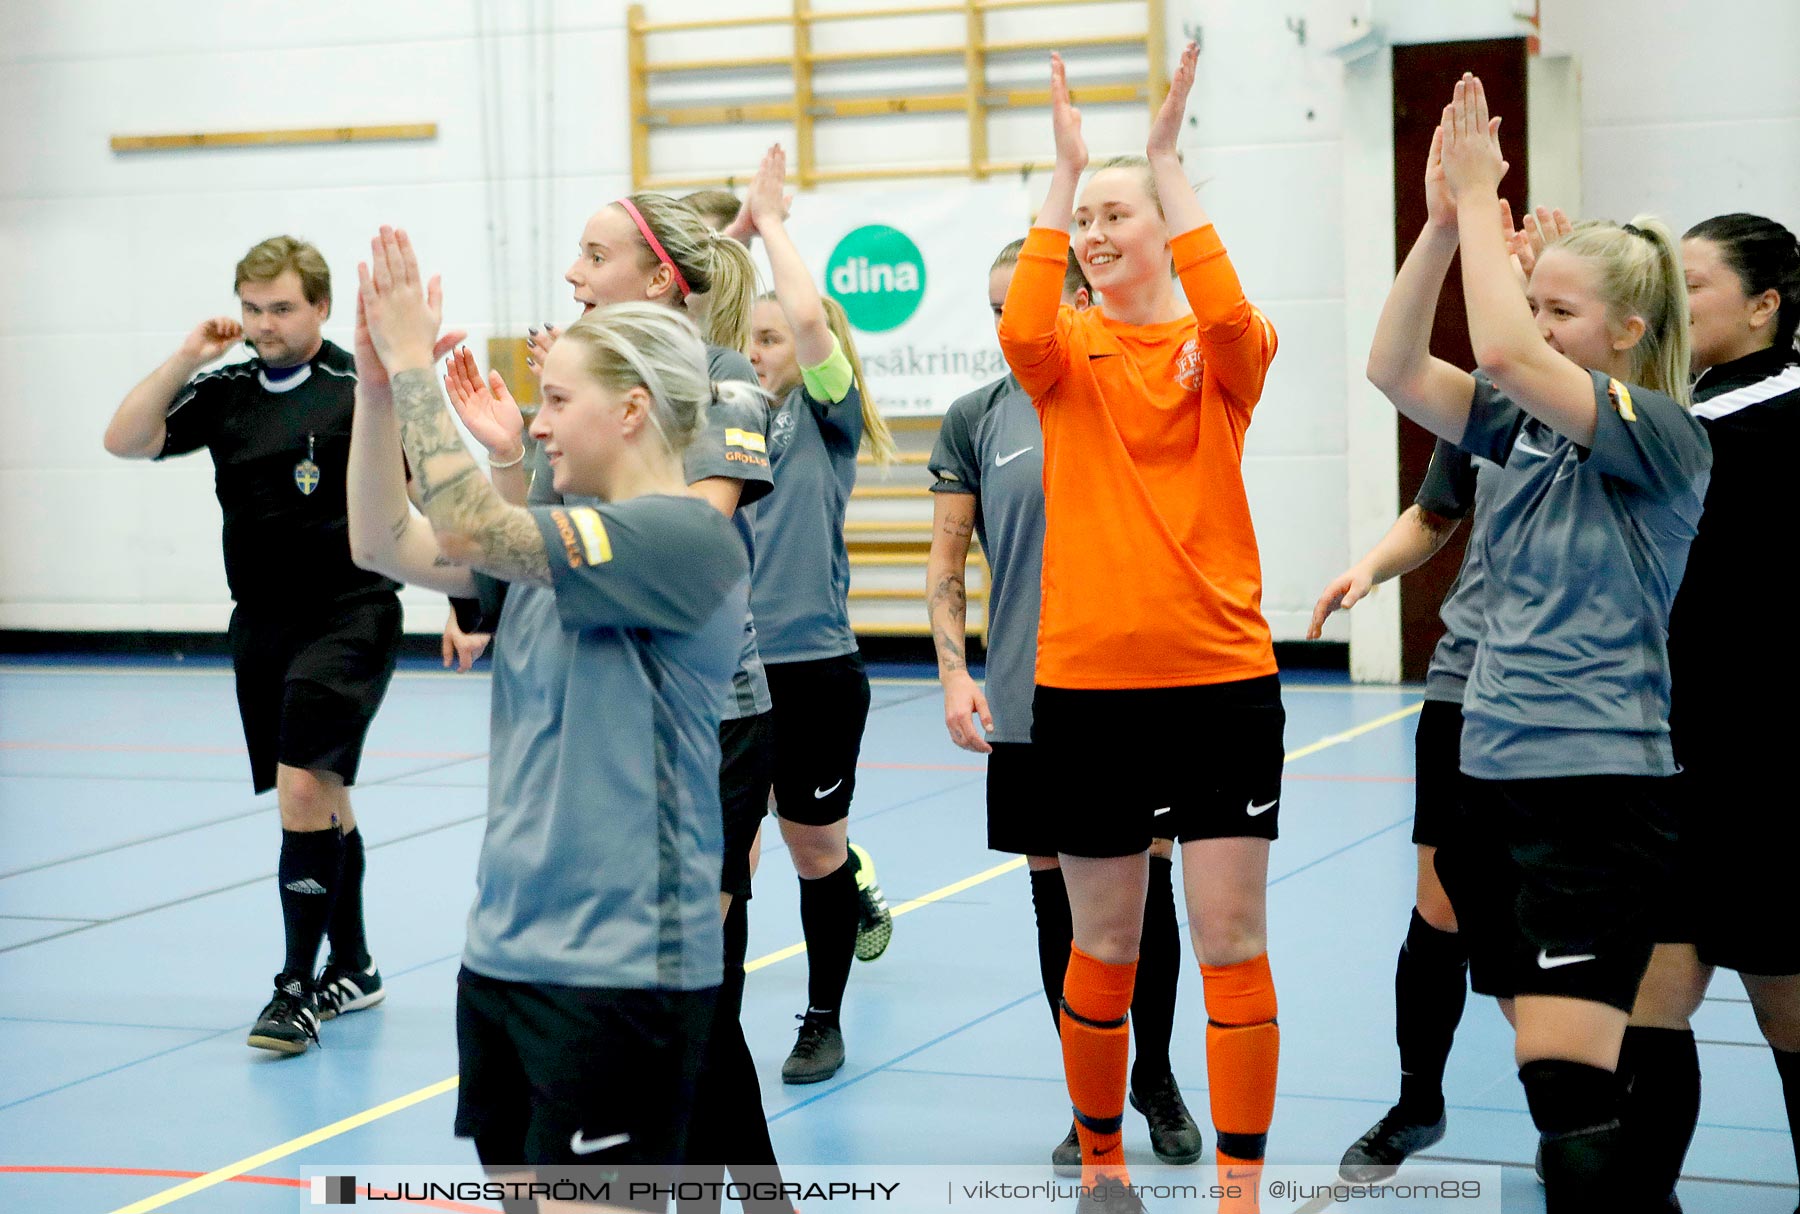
[1413, 439, 1500, 705]
[466, 496, 750, 990]
[744, 381, 865, 664]
[928, 374, 1043, 744]
[525, 344, 774, 719]
[1456, 371, 1711, 780]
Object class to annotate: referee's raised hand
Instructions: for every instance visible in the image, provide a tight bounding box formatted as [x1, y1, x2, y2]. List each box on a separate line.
[359, 226, 447, 374]
[178, 316, 246, 366]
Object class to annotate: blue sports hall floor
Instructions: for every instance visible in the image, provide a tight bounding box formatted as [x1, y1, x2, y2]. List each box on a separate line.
[0, 657, 1791, 1212]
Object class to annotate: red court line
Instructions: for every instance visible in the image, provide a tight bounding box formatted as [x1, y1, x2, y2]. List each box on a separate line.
[0, 1167, 497, 1212]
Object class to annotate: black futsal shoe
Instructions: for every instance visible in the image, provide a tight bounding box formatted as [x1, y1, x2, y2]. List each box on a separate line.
[1074, 1177, 1149, 1213]
[1129, 1071, 1205, 1165]
[1339, 1105, 1447, 1181]
[1052, 1121, 1082, 1177]
[780, 1011, 845, 1084]
[247, 974, 321, 1055]
[315, 957, 386, 1020]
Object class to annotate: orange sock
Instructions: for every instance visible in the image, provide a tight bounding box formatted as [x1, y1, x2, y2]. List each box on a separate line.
[1060, 944, 1138, 1186]
[1203, 953, 1279, 1214]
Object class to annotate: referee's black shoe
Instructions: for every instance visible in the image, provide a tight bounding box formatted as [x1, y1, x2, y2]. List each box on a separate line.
[315, 956, 386, 1020]
[780, 1010, 845, 1084]
[1129, 1071, 1204, 1165]
[247, 974, 321, 1055]
[1339, 1105, 1446, 1181]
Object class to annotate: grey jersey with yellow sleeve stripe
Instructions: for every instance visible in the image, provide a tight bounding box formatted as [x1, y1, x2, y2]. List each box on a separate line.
[744, 363, 865, 664]
[1455, 371, 1711, 779]
[526, 343, 773, 718]
[928, 374, 1043, 744]
[465, 496, 749, 990]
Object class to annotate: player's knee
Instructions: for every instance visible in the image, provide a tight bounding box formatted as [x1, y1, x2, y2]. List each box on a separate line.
[1192, 913, 1266, 968]
[278, 767, 342, 830]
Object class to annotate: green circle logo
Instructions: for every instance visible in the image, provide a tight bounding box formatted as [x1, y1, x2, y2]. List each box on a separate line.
[825, 224, 926, 333]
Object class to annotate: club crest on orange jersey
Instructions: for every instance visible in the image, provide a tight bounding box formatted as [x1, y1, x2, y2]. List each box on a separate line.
[1177, 338, 1202, 392]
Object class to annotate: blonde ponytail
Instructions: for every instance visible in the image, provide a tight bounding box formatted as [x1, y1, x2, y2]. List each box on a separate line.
[698, 232, 756, 355]
[1554, 216, 1692, 406]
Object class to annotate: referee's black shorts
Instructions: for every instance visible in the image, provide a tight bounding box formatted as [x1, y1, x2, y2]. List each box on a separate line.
[1669, 727, 1800, 977]
[1031, 675, 1285, 859]
[228, 592, 402, 794]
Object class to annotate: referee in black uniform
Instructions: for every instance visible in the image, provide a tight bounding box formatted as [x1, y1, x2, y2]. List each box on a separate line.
[103, 236, 427, 1055]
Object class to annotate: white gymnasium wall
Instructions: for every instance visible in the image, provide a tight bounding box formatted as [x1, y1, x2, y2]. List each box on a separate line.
[1539, 0, 1800, 236]
[3, 0, 1786, 643]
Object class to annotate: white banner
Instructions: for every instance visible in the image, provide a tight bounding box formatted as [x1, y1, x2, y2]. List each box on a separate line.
[753, 181, 1032, 416]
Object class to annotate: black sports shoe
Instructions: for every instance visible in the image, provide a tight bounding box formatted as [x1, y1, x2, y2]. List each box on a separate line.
[247, 974, 320, 1055]
[1129, 1071, 1204, 1165]
[1074, 1177, 1148, 1213]
[1339, 1105, 1446, 1182]
[315, 957, 386, 1021]
[847, 843, 893, 962]
[1052, 1121, 1081, 1177]
[780, 1012, 845, 1084]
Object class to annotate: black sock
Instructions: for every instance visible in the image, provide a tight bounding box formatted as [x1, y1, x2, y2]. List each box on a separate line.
[1029, 867, 1074, 1031]
[278, 827, 344, 982]
[682, 897, 784, 1214]
[1394, 908, 1468, 1121]
[1773, 1047, 1800, 1188]
[798, 855, 858, 1025]
[1521, 1059, 1625, 1214]
[326, 826, 369, 970]
[1130, 856, 1179, 1090]
[1618, 1025, 1699, 1200]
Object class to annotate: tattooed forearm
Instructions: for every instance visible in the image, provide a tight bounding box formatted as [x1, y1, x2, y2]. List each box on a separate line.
[389, 510, 410, 543]
[929, 573, 968, 673]
[391, 368, 551, 588]
[939, 516, 974, 539]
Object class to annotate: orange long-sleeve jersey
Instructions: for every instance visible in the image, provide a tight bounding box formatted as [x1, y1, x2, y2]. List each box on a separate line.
[997, 224, 1278, 689]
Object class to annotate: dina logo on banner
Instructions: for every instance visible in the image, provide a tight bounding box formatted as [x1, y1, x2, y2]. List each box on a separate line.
[311, 1175, 356, 1204]
[826, 224, 926, 333]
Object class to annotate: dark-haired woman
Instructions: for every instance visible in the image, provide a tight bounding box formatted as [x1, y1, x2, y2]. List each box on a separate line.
[1616, 212, 1800, 1212]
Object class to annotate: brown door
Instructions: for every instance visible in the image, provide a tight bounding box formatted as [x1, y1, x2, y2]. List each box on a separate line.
[1391, 38, 1529, 680]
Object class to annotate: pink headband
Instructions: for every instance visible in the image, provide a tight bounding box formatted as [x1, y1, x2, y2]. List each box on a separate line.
[616, 198, 693, 299]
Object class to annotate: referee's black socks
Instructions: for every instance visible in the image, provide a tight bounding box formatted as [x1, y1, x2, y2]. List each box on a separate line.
[327, 826, 370, 970]
[278, 827, 344, 984]
[1618, 1025, 1699, 1201]
[1394, 908, 1468, 1122]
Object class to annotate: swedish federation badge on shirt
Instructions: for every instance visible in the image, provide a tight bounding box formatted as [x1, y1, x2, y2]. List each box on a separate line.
[294, 433, 320, 496]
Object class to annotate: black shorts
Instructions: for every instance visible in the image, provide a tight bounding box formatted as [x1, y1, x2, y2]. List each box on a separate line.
[718, 712, 775, 900]
[1411, 699, 1467, 848]
[1669, 752, 1800, 976]
[987, 742, 1175, 857]
[1434, 775, 1679, 1012]
[454, 967, 715, 1210]
[766, 653, 870, 827]
[228, 593, 402, 794]
[1031, 676, 1285, 859]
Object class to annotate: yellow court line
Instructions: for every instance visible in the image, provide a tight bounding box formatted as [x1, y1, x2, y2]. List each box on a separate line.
[108, 1078, 459, 1214]
[109, 698, 1423, 1213]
